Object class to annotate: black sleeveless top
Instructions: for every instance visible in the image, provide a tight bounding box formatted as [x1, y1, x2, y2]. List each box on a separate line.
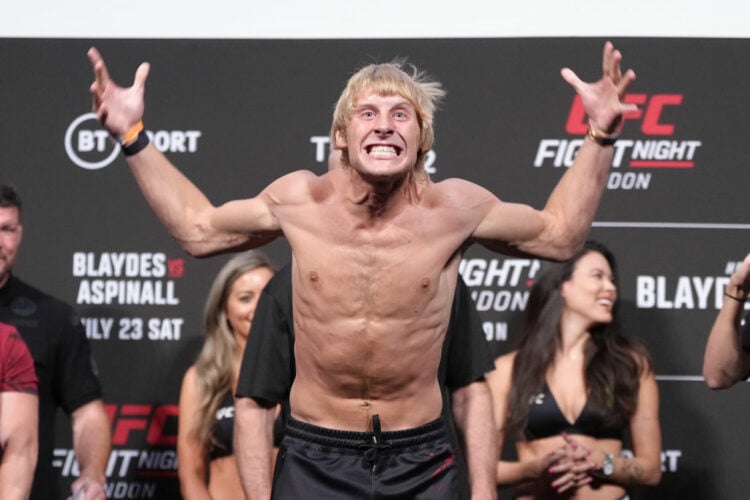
[524, 383, 623, 441]
[209, 391, 235, 461]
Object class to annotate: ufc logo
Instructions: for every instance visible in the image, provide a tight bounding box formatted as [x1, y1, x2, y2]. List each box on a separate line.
[106, 404, 178, 446]
[565, 94, 683, 136]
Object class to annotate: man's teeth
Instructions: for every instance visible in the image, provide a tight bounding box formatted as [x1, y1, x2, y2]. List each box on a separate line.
[369, 145, 397, 155]
[597, 299, 613, 306]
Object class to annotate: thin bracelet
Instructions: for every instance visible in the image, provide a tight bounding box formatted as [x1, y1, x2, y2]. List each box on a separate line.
[586, 124, 618, 146]
[724, 291, 747, 302]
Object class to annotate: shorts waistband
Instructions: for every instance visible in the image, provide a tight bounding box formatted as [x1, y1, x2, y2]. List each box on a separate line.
[285, 415, 447, 450]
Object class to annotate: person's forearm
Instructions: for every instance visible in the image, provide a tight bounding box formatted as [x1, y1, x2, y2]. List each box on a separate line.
[0, 441, 37, 500]
[703, 283, 750, 388]
[127, 144, 219, 255]
[451, 382, 497, 499]
[235, 398, 276, 499]
[178, 474, 212, 500]
[72, 402, 111, 485]
[537, 139, 614, 259]
[74, 428, 110, 482]
[0, 394, 37, 500]
[496, 459, 539, 486]
[598, 454, 661, 487]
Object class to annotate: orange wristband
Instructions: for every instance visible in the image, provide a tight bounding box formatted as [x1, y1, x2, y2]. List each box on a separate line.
[120, 120, 144, 146]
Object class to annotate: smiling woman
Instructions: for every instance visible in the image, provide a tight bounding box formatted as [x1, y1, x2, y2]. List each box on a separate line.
[487, 240, 663, 498]
[177, 250, 275, 500]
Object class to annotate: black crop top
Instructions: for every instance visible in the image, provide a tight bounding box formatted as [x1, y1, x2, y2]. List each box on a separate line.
[209, 391, 235, 461]
[524, 383, 624, 441]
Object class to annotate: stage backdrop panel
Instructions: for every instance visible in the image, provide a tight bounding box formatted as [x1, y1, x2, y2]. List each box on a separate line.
[0, 37, 747, 499]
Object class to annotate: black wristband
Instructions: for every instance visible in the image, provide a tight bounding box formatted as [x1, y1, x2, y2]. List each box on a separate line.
[121, 130, 150, 156]
[586, 125, 618, 146]
[725, 291, 747, 303]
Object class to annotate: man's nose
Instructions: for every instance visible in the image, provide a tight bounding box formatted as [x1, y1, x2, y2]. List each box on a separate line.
[374, 116, 394, 135]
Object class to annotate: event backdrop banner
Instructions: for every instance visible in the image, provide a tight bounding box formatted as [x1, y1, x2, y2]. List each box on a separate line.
[0, 37, 748, 499]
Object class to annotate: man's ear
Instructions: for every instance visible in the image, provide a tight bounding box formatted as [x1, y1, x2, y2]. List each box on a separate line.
[334, 128, 347, 149]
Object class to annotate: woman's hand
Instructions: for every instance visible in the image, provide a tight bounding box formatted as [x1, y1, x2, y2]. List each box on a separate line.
[547, 433, 601, 493]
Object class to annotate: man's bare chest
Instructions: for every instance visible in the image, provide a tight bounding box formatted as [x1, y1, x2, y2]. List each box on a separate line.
[282, 200, 469, 251]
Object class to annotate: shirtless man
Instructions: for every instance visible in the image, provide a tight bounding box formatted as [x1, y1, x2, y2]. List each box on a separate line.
[87, 41, 636, 499]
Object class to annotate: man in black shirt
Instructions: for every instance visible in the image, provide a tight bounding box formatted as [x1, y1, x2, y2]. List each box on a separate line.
[235, 263, 495, 498]
[0, 185, 111, 500]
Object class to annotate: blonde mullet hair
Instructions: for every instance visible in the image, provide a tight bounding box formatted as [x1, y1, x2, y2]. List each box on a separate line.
[330, 60, 446, 176]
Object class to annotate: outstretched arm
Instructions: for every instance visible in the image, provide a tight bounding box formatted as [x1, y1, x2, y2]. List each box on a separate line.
[87, 47, 282, 257]
[703, 253, 750, 388]
[474, 41, 637, 261]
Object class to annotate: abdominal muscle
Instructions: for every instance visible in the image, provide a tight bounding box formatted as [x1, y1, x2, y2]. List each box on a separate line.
[282, 190, 466, 432]
[289, 318, 446, 432]
[287, 265, 452, 432]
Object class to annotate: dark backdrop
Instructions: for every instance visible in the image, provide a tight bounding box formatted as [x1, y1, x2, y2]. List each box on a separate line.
[1, 37, 747, 499]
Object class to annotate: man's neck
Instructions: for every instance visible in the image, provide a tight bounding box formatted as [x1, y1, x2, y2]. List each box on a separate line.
[342, 167, 422, 218]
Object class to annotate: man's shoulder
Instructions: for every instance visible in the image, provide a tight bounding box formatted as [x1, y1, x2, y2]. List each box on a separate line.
[430, 177, 486, 193]
[7, 276, 71, 309]
[494, 350, 517, 372]
[3, 275, 76, 322]
[424, 177, 493, 206]
[5, 275, 50, 299]
[264, 169, 333, 205]
[485, 350, 516, 393]
[269, 169, 325, 190]
[0, 321, 18, 341]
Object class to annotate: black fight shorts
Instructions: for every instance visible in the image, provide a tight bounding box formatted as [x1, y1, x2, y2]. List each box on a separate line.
[272, 414, 462, 500]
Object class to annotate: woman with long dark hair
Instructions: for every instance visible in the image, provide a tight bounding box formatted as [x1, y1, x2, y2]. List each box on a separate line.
[177, 250, 275, 499]
[487, 241, 661, 498]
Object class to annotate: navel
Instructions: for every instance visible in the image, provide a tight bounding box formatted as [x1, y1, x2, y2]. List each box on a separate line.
[419, 277, 430, 288]
[309, 271, 319, 282]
